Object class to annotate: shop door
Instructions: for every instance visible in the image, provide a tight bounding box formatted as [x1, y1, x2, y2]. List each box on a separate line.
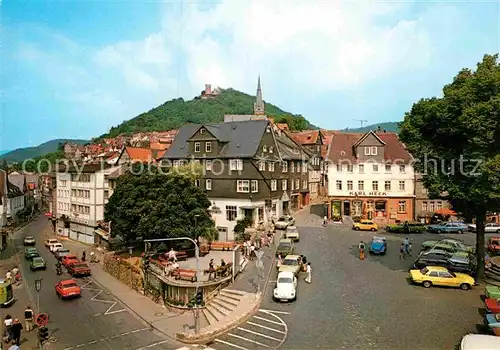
[343, 201, 351, 216]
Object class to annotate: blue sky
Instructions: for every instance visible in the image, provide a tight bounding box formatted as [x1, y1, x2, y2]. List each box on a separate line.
[2, 0, 499, 151]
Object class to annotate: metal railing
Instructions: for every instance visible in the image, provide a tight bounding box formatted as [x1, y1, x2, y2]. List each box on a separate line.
[204, 281, 225, 304]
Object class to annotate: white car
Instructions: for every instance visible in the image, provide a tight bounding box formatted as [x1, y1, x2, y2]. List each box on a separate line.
[50, 243, 64, 253]
[460, 334, 500, 350]
[275, 216, 295, 230]
[468, 223, 500, 233]
[285, 226, 300, 242]
[273, 271, 297, 302]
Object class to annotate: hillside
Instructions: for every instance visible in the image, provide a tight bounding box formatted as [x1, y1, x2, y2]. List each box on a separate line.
[99, 88, 315, 139]
[1, 139, 89, 163]
[341, 122, 399, 133]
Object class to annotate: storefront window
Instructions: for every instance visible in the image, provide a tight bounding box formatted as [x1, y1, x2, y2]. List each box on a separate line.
[375, 201, 386, 211]
[398, 201, 406, 213]
[332, 200, 341, 219]
[352, 201, 362, 216]
[366, 201, 374, 211]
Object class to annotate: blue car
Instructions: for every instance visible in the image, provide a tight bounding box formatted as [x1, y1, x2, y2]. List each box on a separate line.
[427, 222, 468, 234]
[369, 236, 387, 255]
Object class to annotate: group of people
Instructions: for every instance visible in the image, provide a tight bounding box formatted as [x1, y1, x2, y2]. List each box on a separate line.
[4, 267, 20, 284]
[3, 306, 34, 349]
[357, 238, 412, 260]
[243, 241, 257, 261]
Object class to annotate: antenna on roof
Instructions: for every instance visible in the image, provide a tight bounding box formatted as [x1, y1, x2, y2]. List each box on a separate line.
[353, 119, 368, 127]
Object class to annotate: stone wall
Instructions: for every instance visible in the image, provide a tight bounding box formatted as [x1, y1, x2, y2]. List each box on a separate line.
[103, 254, 143, 291]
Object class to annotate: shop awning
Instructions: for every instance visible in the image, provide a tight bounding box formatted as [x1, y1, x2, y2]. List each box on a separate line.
[94, 228, 111, 241]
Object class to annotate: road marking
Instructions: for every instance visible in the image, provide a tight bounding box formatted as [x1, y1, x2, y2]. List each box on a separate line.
[247, 321, 286, 334]
[259, 308, 291, 315]
[237, 327, 282, 341]
[214, 338, 250, 350]
[228, 333, 269, 347]
[81, 280, 126, 316]
[135, 339, 170, 349]
[253, 315, 284, 326]
[63, 328, 150, 350]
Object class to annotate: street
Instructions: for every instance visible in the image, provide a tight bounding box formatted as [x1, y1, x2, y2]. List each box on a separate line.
[13, 216, 176, 350]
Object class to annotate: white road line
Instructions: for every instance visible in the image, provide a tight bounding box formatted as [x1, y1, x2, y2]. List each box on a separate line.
[246, 321, 286, 334]
[214, 338, 250, 350]
[174, 347, 190, 350]
[228, 333, 269, 347]
[253, 315, 284, 326]
[135, 339, 170, 349]
[237, 327, 282, 342]
[64, 328, 151, 350]
[259, 308, 291, 315]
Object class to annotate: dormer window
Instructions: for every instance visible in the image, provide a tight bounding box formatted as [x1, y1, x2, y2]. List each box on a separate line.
[269, 146, 273, 153]
[205, 142, 212, 153]
[200, 128, 205, 135]
[364, 146, 378, 156]
[194, 142, 201, 152]
[266, 126, 271, 133]
[263, 145, 267, 152]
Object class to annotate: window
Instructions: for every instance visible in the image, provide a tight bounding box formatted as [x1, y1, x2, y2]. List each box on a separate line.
[358, 164, 364, 173]
[302, 162, 307, 173]
[60, 180, 67, 187]
[251, 180, 258, 193]
[206, 179, 212, 191]
[364, 147, 370, 155]
[104, 191, 109, 200]
[429, 201, 435, 212]
[385, 181, 391, 191]
[295, 179, 299, 189]
[266, 126, 271, 133]
[399, 181, 405, 191]
[317, 145, 320, 152]
[205, 142, 212, 153]
[72, 189, 76, 197]
[336, 164, 341, 172]
[436, 201, 442, 210]
[371, 147, 377, 155]
[358, 181, 364, 191]
[226, 206, 237, 221]
[336, 180, 342, 190]
[205, 160, 212, 171]
[291, 162, 295, 172]
[269, 146, 274, 153]
[347, 180, 353, 190]
[194, 142, 201, 152]
[399, 164, 406, 173]
[282, 161, 288, 172]
[366, 200, 374, 211]
[429, 271, 439, 277]
[237, 180, 250, 193]
[259, 161, 265, 171]
[230, 159, 243, 171]
[291, 180, 294, 190]
[422, 201, 428, 211]
[372, 181, 379, 191]
[303, 180, 307, 189]
[347, 164, 353, 173]
[268, 162, 275, 172]
[200, 128, 205, 134]
[282, 179, 287, 191]
[271, 180, 277, 191]
[398, 200, 406, 213]
[364, 147, 377, 155]
[263, 145, 267, 152]
[195, 179, 200, 187]
[296, 162, 301, 172]
[373, 164, 379, 172]
[385, 164, 391, 172]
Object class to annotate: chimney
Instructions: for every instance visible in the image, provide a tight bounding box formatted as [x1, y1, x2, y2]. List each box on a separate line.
[205, 84, 211, 94]
[377, 126, 381, 132]
[383, 129, 387, 133]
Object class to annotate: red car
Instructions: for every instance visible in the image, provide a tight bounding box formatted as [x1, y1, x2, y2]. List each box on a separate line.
[488, 237, 500, 256]
[62, 255, 79, 267]
[485, 298, 500, 313]
[67, 262, 91, 277]
[55, 279, 81, 299]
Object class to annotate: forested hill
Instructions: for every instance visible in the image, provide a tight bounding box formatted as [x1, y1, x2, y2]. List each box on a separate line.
[99, 88, 315, 139]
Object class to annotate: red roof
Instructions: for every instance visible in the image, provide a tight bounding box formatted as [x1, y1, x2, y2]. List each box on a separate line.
[125, 147, 153, 162]
[277, 123, 289, 131]
[327, 131, 412, 163]
[289, 130, 321, 145]
[150, 142, 169, 151]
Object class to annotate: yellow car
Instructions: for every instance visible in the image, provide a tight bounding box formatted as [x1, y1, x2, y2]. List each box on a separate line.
[352, 220, 378, 232]
[278, 255, 302, 275]
[409, 266, 475, 290]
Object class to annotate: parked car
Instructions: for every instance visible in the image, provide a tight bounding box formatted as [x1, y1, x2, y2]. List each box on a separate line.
[67, 262, 91, 277]
[24, 248, 40, 260]
[55, 279, 81, 299]
[385, 222, 426, 233]
[275, 216, 295, 230]
[427, 222, 468, 234]
[50, 243, 64, 253]
[352, 220, 378, 232]
[285, 226, 300, 242]
[484, 298, 500, 313]
[276, 239, 295, 257]
[487, 237, 500, 256]
[30, 257, 47, 271]
[460, 334, 500, 350]
[44, 239, 59, 249]
[369, 236, 387, 255]
[421, 239, 474, 254]
[468, 222, 500, 233]
[278, 255, 301, 275]
[273, 271, 297, 302]
[54, 249, 71, 260]
[485, 313, 500, 336]
[61, 255, 79, 267]
[409, 266, 475, 290]
[485, 286, 500, 299]
[413, 252, 475, 275]
[23, 236, 36, 246]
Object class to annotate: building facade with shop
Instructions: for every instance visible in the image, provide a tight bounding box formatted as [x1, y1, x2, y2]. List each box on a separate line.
[327, 130, 415, 225]
[414, 173, 451, 223]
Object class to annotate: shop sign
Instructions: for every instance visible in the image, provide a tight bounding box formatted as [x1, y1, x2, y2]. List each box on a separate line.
[348, 191, 387, 197]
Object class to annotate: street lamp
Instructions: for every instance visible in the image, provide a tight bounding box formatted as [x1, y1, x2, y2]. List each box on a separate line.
[35, 278, 42, 313]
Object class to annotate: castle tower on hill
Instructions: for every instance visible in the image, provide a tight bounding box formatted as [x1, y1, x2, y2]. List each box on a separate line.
[253, 76, 265, 115]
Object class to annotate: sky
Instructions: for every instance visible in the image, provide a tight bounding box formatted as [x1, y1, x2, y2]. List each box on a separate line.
[2, 0, 499, 151]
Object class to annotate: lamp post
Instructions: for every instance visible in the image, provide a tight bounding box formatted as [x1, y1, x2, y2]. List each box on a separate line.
[144, 237, 200, 334]
[35, 278, 42, 313]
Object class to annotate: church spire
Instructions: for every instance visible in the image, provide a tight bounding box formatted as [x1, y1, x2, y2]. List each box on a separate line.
[254, 75, 265, 115]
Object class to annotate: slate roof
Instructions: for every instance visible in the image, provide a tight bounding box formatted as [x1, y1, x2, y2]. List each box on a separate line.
[274, 130, 309, 161]
[326, 131, 413, 164]
[57, 162, 114, 173]
[163, 120, 269, 159]
[7, 174, 26, 193]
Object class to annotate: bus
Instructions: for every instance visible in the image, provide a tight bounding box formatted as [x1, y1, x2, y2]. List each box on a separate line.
[0, 279, 14, 307]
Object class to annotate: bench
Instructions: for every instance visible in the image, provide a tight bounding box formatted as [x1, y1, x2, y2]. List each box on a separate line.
[199, 245, 210, 256]
[176, 251, 188, 261]
[216, 262, 233, 278]
[171, 268, 197, 282]
[209, 242, 236, 251]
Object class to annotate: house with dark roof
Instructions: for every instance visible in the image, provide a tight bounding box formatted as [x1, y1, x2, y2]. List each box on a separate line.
[6, 173, 26, 220]
[325, 130, 415, 225]
[0, 170, 7, 227]
[162, 118, 310, 240]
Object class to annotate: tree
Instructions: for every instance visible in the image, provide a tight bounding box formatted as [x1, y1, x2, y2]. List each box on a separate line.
[104, 163, 217, 243]
[399, 54, 500, 278]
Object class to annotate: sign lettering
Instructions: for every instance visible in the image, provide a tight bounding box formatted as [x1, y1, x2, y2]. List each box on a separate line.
[348, 191, 387, 197]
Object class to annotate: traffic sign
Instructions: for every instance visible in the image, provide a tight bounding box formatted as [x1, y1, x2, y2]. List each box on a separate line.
[35, 313, 49, 327]
[35, 279, 42, 292]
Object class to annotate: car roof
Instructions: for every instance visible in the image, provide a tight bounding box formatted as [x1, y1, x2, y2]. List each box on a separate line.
[279, 239, 292, 243]
[48, 239, 59, 241]
[32, 257, 44, 260]
[372, 236, 386, 241]
[287, 226, 297, 229]
[25, 236, 34, 238]
[460, 334, 500, 349]
[425, 266, 449, 271]
[277, 271, 295, 279]
[60, 279, 77, 284]
[490, 236, 500, 240]
[64, 255, 78, 258]
[284, 255, 300, 259]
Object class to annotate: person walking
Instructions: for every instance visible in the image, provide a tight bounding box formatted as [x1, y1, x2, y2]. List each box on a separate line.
[10, 319, 22, 346]
[24, 306, 34, 332]
[358, 241, 366, 260]
[399, 243, 406, 259]
[323, 216, 327, 226]
[4, 315, 13, 342]
[403, 237, 411, 256]
[277, 253, 283, 268]
[81, 251, 86, 262]
[305, 262, 312, 283]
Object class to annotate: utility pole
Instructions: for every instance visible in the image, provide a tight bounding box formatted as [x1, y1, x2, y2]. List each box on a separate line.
[353, 119, 368, 128]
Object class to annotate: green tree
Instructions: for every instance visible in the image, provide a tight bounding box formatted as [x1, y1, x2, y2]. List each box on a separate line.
[14, 151, 66, 173]
[104, 163, 217, 243]
[0, 159, 8, 171]
[399, 54, 500, 278]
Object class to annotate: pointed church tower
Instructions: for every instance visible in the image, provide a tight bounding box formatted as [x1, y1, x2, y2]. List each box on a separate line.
[253, 76, 265, 115]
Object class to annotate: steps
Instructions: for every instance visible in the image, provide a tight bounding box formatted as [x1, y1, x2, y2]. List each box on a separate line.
[201, 289, 246, 326]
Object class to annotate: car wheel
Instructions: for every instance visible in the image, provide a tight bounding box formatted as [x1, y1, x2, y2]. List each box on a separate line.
[354, 227, 360, 231]
[436, 230, 442, 234]
[457, 230, 463, 234]
[497, 229, 500, 233]
[371, 228, 376, 232]
[423, 281, 432, 288]
[460, 283, 470, 290]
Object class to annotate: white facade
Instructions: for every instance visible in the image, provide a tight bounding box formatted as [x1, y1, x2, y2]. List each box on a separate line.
[308, 169, 321, 198]
[327, 162, 415, 198]
[56, 166, 120, 244]
[7, 195, 25, 219]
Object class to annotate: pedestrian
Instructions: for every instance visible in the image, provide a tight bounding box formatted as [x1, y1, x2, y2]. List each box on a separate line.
[90, 251, 96, 262]
[243, 241, 249, 259]
[323, 215, 327, 226]
[10, 319, 22, 346]
[403, 237, 410, 256]
[167, 248, 177, 262]
[305, 262, 312, 283]
[11, 267, 20, 282]
[24, 306, 34, 332]
[277, 253, 282, 268]
[358, 241, 366, 260]
[8, 340, 20, 350]
[81, 251, 86, 262]
[5, 270, 12, 284]
[4, 315, 13, 342]
[249, 243, 255, 261]
[399, 243, 406, 259]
